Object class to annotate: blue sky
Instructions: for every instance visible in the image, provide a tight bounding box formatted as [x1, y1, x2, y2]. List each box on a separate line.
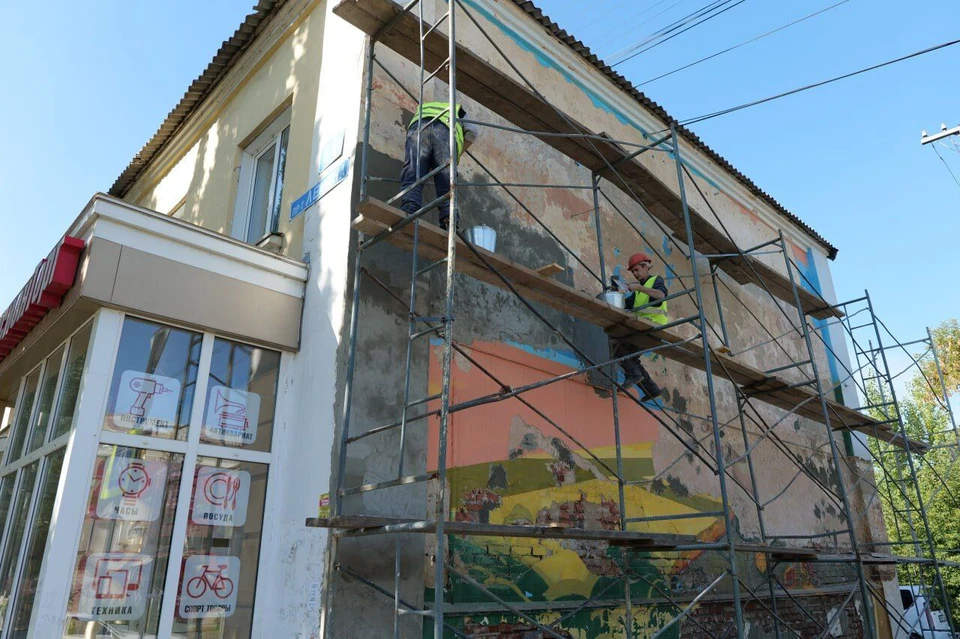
[1, 0, 957, 383]
[542, 0, 960, 376]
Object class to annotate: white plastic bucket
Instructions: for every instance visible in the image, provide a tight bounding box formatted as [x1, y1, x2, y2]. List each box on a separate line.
[598, 290, 625, 308]
[465, 225, 497, 252]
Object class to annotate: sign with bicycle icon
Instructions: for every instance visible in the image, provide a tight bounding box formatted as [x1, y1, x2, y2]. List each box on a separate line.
[178, 555, 241, 619]
[191, 467, 250, 527]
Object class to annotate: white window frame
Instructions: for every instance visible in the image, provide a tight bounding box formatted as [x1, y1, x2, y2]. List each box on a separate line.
[232, 109, 292, 244]
[35, 310, 282, 637]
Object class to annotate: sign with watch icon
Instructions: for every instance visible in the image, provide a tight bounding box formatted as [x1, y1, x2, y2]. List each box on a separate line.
[96, 457, 168, 521]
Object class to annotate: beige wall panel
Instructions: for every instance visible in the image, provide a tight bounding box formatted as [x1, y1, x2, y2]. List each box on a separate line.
[110, 246, 302, 350]
[77, 238, 122, 304]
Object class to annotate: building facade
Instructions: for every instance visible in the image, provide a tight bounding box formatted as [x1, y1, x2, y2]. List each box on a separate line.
[0, 0, 902, 637]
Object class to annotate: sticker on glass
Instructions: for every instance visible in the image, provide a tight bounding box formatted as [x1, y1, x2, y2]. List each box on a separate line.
[191, 467, 250, 527]
[203, 386, 260, 446]
[111, 370, 181, 434]
[76, 552, 152, 621]
[96, 457, 167, 521]
[178, 555, 241, 619]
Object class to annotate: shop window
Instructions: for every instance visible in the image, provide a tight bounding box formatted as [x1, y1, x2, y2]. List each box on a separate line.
[104, 317, 202, 441]
[25, 346, 65, 455]
[64, 445, 184, 637]
[51, 322, 93, 440]
[0, 479, 15, 567]
[5, 369, 41, 465]
[7, 448, 65, 636]
[0, 461, 39, 632]
[171, 457, 267, 637]
[201, 338, 279, 452]
[233, 111, 290, 245]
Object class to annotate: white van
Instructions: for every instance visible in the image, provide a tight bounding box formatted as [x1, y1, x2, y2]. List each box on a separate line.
[894, 585, 953, 639]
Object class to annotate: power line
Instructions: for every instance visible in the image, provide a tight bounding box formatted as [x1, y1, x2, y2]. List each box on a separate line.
[606, 0, 732, 63]
[599, 0, 691, 58]
[611, 0, 749, 68]
[578, 0, 670, 42]
[638, 0, 852, 86]
[669, 38, 960, 128]
[932, 145, 960, 192]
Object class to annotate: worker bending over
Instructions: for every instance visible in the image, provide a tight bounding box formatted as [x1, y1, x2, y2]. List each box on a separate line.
[613, 252, 668, 400]
[399, 101, 479, 232]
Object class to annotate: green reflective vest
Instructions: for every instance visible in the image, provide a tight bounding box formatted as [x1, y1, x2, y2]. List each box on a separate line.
[632, 275, 668, 326]
[409, 102, 465, 158]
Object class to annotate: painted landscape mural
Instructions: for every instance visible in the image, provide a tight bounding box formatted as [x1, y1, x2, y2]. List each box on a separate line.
[426, 340, 727, 637]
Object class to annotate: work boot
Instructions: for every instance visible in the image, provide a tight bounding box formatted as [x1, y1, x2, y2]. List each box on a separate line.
[638, 378, 664, 402]
[621, 369, 643, 391]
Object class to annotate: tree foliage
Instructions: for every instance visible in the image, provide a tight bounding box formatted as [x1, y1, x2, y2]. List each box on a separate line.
[867, 320, 960, 627]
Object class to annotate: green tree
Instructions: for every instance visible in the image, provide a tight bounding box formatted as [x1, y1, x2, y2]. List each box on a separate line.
[868, 320, 960, 628]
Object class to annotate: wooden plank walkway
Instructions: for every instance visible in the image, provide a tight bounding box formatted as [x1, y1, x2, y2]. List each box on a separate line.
[354, 197, 925, 452]
[333, 0, 841, 320]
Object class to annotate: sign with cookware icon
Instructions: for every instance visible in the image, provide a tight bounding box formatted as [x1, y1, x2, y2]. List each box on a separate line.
[191, 467, 250, 527]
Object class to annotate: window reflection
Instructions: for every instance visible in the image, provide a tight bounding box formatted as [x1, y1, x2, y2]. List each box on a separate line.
[64, 446, 183, 637]
[202, 339, 279, 452]
[52, 322, 93, 440]
[104, 318, 201, 441]
[173, 458, 267, 638]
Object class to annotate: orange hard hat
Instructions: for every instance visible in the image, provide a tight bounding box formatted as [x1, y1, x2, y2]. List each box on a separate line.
[628, 253, 652, 268]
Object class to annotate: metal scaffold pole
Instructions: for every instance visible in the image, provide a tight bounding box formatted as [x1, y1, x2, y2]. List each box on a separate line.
[865, 292, 957, 634]
[780, 234, 876, 639]
[671, 123, 744, 637]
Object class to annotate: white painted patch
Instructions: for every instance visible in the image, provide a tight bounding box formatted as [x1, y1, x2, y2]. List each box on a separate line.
[826, 605, 843, 637]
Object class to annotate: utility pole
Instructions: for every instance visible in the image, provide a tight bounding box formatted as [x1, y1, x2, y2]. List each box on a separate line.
[921, 123, 960, 145]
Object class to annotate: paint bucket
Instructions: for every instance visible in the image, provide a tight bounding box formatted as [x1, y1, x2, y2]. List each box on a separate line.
[464, 225, 497, 252]
[598, 290, 625, 308]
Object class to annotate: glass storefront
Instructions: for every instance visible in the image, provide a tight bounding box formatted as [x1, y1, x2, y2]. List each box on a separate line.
[0, 321, 94, 637]
[70, 316, 277, 638]
[0, 312, 282, 638]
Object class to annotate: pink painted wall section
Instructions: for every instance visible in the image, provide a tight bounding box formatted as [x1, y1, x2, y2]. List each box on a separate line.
[426, 340, 660, 472]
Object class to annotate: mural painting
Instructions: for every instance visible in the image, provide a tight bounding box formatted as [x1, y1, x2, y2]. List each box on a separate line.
[425, 339, 726, 637]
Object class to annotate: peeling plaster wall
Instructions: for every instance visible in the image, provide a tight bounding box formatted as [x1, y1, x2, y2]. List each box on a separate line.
[328, 1, 885, 631]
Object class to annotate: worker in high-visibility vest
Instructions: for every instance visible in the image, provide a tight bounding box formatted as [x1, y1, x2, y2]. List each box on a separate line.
[612, 252, 668, 400]
[399, 101, 479, 231]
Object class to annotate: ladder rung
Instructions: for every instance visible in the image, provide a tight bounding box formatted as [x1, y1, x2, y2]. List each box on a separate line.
[416, 258, 448, 276]
[406, 393, 441, 408]
[764, 359, 811, 375]
[422, 57, 451, 85]
[340, 472, 438, 496]
[411, 325, 443, 340]
[421, 11, 449, 40]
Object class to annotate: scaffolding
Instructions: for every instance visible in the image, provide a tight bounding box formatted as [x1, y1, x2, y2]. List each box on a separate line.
[309, 0, 960, 636]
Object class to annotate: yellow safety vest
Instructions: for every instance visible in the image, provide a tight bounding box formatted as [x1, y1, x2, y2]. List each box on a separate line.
[409, 102, 465, 158]
[632, 275, 668, 326]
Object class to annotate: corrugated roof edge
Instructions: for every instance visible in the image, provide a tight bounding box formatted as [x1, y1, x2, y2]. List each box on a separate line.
[108, 0, 288, 199]
[108, 0, 837, 259]
[510, 0, 838, 259]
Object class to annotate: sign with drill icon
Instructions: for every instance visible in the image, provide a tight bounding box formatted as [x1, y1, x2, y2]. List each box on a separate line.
[111, 371, 181, 434]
